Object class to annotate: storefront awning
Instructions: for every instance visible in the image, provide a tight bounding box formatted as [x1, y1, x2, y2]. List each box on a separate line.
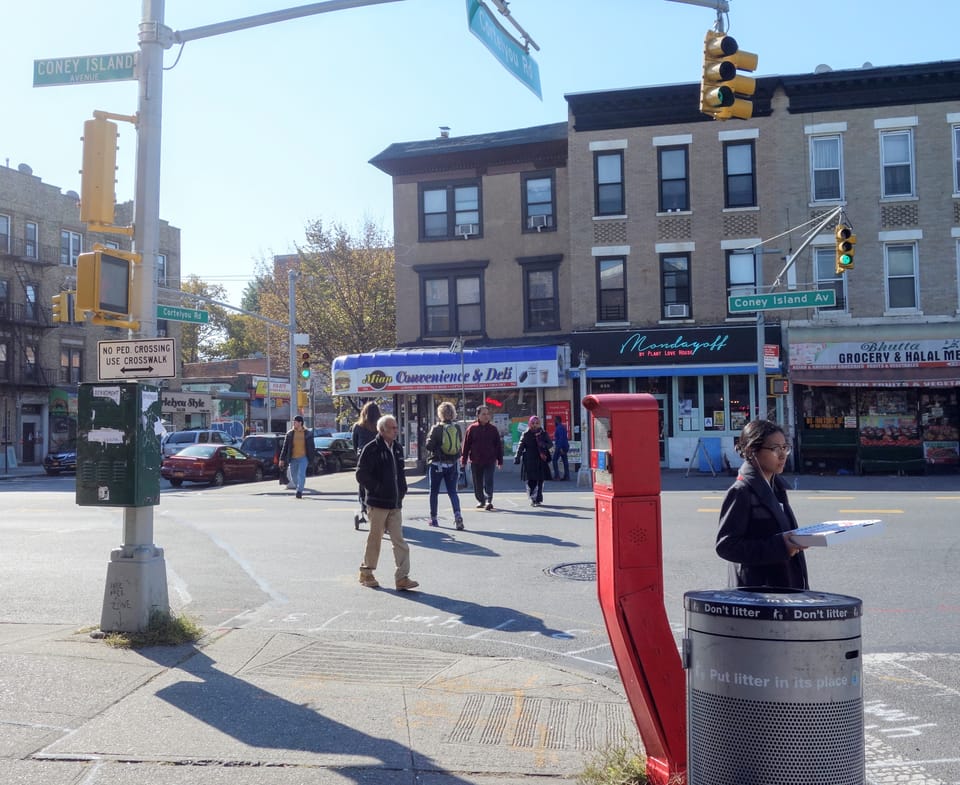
[331, 345, 565, 395]
[792, 367, 960, 388]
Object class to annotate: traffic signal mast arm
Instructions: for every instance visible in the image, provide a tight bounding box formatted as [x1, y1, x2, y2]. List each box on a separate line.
[765, 205, 844, 290]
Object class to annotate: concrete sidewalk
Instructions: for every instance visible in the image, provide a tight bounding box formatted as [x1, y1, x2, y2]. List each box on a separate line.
[1, 620, 632, 784]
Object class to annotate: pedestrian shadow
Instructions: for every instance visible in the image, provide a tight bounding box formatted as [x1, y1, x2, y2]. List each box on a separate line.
[400, 521, 500, 557]
[509, 505, 588, 520]
[142, 641, 474, 781]
[462, 529, 579, 547]
[393, 591, 576, 639]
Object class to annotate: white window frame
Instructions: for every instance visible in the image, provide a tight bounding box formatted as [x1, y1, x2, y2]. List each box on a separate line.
[60, 230, 82, 266]
[810, 135, 844, 202]
[24, 221, 38, 259]
[156, 253, 167, 286]
[953, 124, 960, 195]
[0, 214, 10, 253]
[879, 129, 915, 199]
[884, 242, 919, 312]
[813, 246, 847, 314]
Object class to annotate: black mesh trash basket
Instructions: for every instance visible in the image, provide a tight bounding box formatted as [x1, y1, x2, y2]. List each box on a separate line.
[684, 589, 864, 785]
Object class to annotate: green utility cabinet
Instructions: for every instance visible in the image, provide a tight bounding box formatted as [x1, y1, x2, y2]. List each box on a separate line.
[76, 382, 162, 507]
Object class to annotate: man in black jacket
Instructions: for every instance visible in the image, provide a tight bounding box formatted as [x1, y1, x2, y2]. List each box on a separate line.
[355, 415, 419, 591]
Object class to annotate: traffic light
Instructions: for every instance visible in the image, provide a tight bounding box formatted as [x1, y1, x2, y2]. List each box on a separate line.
[700, 29, 758, 120]
[79, 116, 118, 225]
[51, 292, 70, 324]
[835, 224, 856, 274]
[76, 247, 140, 319]
[297, 347, 311, 380]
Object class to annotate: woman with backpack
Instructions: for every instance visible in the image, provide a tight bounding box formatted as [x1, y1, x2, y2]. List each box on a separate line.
[352, 401, 382, 529]
[425, 401, 464, 530]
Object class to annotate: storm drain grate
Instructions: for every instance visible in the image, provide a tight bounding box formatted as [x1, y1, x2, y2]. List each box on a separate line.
[245, 641, 457, 685]
[448, 693, 633, 750]
[545, 561, 597, 581]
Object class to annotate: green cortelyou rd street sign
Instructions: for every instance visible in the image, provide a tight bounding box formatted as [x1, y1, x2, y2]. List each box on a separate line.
[33, 52, 137, 87]
[728, 290, 837, 313]
[157, 305, 209, 324]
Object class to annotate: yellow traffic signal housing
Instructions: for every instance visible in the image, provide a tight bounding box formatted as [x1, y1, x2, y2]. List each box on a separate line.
[80, 116, 119, 225]
[76, 246, 141, 323]
[700, 30, 758, 120]
[835, 224, 857, 274]
[297, 390, 309, 409]
[297, 347, 312, 380]
[51, 292, 70, 324]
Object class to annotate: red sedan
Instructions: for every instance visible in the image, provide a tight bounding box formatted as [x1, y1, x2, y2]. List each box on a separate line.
[161, 444, 264, 487]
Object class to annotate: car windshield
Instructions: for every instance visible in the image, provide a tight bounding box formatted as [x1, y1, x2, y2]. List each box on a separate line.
[167, 432, 196, 444]
[314, 437, 334, 448]
[172, 444, 219, 458]
[243, 437, 275, 451]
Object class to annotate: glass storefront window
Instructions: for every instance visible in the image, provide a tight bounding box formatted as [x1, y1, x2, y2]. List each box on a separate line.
[728, 375, 751, 432]
[703, 375, 724, 430]
[677, 376, 700, 430]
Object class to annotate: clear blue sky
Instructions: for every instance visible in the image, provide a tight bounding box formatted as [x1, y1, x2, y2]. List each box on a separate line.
[4, 0, 959, 304]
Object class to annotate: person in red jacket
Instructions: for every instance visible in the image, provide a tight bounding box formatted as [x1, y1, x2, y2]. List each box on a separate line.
[460, 405, 504, 511]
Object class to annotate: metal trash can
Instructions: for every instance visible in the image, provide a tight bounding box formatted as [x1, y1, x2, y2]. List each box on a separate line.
[684, 589, 864, 785]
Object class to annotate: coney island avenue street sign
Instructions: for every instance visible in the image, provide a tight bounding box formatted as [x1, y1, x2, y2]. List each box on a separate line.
[33, 52, 137, 87]
[98, 339, 176, 381]
[728, 290, 837, 313]
[157, 305, 210, 324]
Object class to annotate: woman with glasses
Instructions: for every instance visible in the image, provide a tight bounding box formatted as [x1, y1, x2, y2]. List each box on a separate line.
[716, 419, 809, 590]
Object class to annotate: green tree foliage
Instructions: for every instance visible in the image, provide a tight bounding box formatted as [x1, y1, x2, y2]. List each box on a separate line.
[177, 276, 232, 363]
[254, 218, 396, 391]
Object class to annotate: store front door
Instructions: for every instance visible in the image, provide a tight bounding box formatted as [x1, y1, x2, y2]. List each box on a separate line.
[652, 394, 668, 467]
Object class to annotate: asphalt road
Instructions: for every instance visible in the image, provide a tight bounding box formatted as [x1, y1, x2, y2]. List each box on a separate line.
[2, 469, 958, 784]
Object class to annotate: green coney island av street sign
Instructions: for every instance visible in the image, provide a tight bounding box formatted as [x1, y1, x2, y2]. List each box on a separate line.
[33, 52, 137, 87]
[728, 290, 837, 313]
[157, 305, 209, 324]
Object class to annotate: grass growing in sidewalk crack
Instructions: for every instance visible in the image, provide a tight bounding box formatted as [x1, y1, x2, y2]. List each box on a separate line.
[577, 738, 649, 785]
[97, 610, 203, 649]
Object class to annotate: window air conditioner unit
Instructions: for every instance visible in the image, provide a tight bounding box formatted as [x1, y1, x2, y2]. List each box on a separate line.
[528, 214, 551, 231]
[455, 223, 478, 238]
[666, 303, 689, 318]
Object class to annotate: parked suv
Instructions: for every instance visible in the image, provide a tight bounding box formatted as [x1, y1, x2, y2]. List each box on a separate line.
[162, 429, 234, 458]
[239, 433, 285, 477]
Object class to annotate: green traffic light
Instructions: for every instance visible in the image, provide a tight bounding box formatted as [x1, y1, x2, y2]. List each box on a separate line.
[839, 254, 853, 267]
[300, 365, 311, 379]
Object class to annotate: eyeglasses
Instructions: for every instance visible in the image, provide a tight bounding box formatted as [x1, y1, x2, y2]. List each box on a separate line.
[759, 444, 792, 456]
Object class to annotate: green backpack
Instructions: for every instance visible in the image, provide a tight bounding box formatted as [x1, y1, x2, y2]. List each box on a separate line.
[440, 423, 461, 458]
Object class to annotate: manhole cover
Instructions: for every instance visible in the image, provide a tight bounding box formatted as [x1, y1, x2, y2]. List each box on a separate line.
[545, 562, 596, 581]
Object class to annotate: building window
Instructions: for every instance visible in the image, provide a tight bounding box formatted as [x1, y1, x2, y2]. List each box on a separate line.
[953, 125, 960, 194]
[726, 250, 756, 316]
[811, 135, 843, 202]
[61, 347, 83, 384]
[0, 214, 9, 253]
[24, 345, 38, 382]
[60, 230, 82, 266]
[422, 273, 483, 336]
[661, 254, 691, 319]
[595, 152, 624, 216]
[885, 243, 919, 310]
[157, 318, 168, 338]
[523, 265, 559, 331]
[522, 172, 555, 231]
[596, 257, 626, 322]
[814, 247, 846, 312]
[658, 147, 688, 212]
[24, 222, 38, 259]
[157, 253, 167, 285]
[420, 181, 481, 240]
[0, 342, 7, 380]
[724, 141, 756, 208]
[25, 283, 38, 321]
[880, 129, 914, 198]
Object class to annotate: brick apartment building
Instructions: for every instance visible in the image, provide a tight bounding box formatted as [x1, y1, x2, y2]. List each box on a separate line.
[0, 162, 181, 467]
[348, 58, 960, 473]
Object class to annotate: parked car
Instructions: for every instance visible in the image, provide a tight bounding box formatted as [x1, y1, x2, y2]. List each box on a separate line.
[161, 429, 234, 457]
[310, 436, 358, 474]
[332, 431, 353, 441]
[310, 427, 334, 438]
[239, 433, 284, 477]
[43, 441, 77, 475]
[161, 444, 263, 487]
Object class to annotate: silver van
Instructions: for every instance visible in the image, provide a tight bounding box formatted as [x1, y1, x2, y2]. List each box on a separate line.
[161, 429, 233, 457]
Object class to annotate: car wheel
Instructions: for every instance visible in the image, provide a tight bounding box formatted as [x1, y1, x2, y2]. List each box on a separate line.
[210, 471, 225, 487]
[332, 456, 342, 473]
[169, 478, 183, 487]
[253, 466, 264, 482]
